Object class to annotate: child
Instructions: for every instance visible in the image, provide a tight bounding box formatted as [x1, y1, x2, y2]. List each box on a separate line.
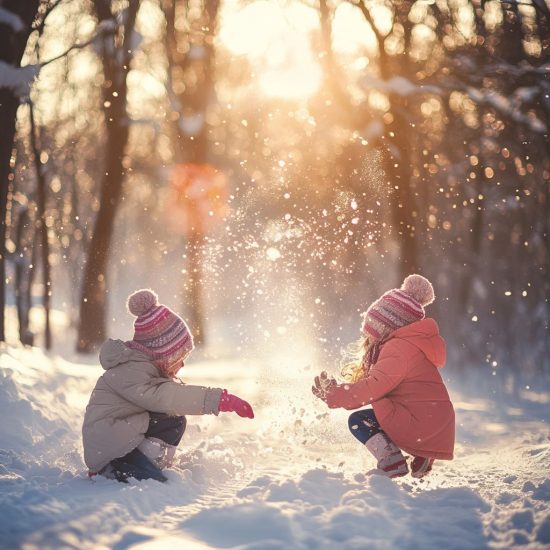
[312, 274, 455, 479]
[82, 289, 254, 482]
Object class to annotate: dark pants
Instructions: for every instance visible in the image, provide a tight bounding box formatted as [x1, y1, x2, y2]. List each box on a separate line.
[146, 412, 186, 446]
[107, 413, 186, 483]
[348, 408, 382, 445]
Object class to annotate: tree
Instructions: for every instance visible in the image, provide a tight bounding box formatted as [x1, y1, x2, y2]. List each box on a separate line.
[77, 0, 141, 351]
[0, 0, 40, 342]
[162, 0, 221, 343]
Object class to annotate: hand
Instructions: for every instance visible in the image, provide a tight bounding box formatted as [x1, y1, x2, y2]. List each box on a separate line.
[219, 390, 254, 419]
[312, 371, 338, 403]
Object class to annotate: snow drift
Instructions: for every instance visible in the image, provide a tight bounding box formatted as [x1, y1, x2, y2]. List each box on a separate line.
[0, 344, 549, 549]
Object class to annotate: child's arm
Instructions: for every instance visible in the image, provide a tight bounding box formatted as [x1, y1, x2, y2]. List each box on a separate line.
[104, 364, 223, 416]
[318, 340, 407, 410]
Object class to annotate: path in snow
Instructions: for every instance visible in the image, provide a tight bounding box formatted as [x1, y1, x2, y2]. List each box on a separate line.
[0, 345, 549, 549]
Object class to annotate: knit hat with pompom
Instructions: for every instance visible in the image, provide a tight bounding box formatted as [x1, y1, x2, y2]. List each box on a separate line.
[361, 274, 435, 341]
[126, 289, 194, 373]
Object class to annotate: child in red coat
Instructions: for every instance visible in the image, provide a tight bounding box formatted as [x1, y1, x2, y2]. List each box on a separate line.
[312, 274, 455, 478]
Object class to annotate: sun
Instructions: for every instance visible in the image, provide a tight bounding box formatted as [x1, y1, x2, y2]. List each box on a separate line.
[218, 0, 322, 100]
[218, 0, 383, 101]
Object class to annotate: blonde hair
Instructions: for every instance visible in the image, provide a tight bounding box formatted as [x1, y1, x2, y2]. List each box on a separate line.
[341, 335, 371, 383]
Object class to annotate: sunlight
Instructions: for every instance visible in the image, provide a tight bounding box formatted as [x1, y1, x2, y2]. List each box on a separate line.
[219, 0, 322, 100]
[218, 0, 396, 99]
[218, 1, 285, 57]
[259, 34, 322, 100]
[332, 3, 378, 55]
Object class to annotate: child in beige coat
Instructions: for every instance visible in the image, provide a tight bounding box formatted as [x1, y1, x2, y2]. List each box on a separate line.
[82, 289, 253, 482]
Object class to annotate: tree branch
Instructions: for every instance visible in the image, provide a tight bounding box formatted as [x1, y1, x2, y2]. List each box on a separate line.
[39, 20, 116, 68]
[347, 0, 390, 78]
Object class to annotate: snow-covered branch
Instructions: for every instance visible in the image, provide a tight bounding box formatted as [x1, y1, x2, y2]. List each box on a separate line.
[465, 87, 547, 134]
[0, 62, 40, 98]
[0, 6, 25, 33]
[0, 19, 116, 98]
[360, 73, 548, 134]
[500, 0, 550, 18]
[361, 75, 443, 97]
[40, 19, 116, 68]
[451, 55, 550, 81]
[121, 117, 161, 133]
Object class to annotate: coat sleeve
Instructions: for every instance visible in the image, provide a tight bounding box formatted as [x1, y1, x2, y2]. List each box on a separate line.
[325, 340, 407, 410]
[104, 364, 223, 416]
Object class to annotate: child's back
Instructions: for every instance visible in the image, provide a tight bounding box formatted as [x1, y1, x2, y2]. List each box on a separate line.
[368, 319, 454, 461]
[82, 289, 253, 482]
[83, 338, 222, 474]
[313, 274, 455, 478]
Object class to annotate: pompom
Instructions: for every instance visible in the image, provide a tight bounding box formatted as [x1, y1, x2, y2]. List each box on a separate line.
[401, 274, 435, 307]
[127, 289, 158, 316]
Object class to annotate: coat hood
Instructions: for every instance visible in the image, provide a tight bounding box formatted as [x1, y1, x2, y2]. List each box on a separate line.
[388, 318, 446, 368]
[99, 339, 151, 370]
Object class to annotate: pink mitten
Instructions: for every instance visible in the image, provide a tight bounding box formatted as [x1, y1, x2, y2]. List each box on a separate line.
[219, 390, 254, 419]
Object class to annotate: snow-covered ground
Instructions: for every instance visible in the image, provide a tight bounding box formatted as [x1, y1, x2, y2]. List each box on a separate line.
[1, 343, 549, 550]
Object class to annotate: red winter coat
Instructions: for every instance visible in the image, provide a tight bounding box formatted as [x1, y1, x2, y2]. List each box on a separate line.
[327, 318, 455, 460]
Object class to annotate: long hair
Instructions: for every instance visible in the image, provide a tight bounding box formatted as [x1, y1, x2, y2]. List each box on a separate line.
[341, 334, 384, 383]
[341, 336, 371, 383]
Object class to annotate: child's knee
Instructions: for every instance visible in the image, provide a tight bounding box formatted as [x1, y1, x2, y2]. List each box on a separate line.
[348, 411, 362, 433]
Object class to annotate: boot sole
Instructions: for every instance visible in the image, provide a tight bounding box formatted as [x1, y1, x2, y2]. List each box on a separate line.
[411, 457, 434, 478]
[383, 459, 409, 478]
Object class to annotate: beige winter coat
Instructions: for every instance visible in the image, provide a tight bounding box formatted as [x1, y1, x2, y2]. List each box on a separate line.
[82, 339, 223, 472]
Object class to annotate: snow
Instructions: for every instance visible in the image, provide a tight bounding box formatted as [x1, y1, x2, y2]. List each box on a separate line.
[361, 74, 442, 97]
[179, 113, 205, 137]
[0, 61, 40, 98]
[1, 341, 549, 549]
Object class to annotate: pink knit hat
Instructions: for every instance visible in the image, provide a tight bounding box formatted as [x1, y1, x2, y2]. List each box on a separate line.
[126, 289, 194, 372]
[361, 274, 435, 341]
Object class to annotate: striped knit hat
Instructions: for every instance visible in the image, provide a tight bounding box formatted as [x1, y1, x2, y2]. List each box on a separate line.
[126, 289, 194, 373]
[361, 274, 435, 341]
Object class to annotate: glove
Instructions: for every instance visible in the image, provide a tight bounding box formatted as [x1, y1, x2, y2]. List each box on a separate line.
[312, 371, 338, 403]
[218, 390, 254, 419]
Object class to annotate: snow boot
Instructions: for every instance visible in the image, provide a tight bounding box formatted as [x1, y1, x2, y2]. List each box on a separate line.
[411, 456, 434, 478]
[160, 443, 177, 469]
[137, 437, 176, 469]
[365, 432, 409, 478]
[94, 463, 129, 483]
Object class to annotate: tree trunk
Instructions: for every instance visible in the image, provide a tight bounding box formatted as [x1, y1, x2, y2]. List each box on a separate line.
[353, 0, 419, 280]
[386, 106, 419, 280]
[388, 5, 419, 280]
[164, 0, 220, 344]
[29, 101, 52, 348]
[14, 208, 35, 346]
[0, 93, 17, 343]
[77, 0, 140, 352]
[0, 0, 40, 342]
[187, 230, 205, 342]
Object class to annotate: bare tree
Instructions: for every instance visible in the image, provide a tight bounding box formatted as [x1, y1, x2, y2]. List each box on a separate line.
[13, 207, 35, 346]
[77, 0, 141, 352]
[0, 0, 40, 342]
[28, 99, 52, 348]
[162, 0, 221, 344]
[317, 0, 420, 280]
